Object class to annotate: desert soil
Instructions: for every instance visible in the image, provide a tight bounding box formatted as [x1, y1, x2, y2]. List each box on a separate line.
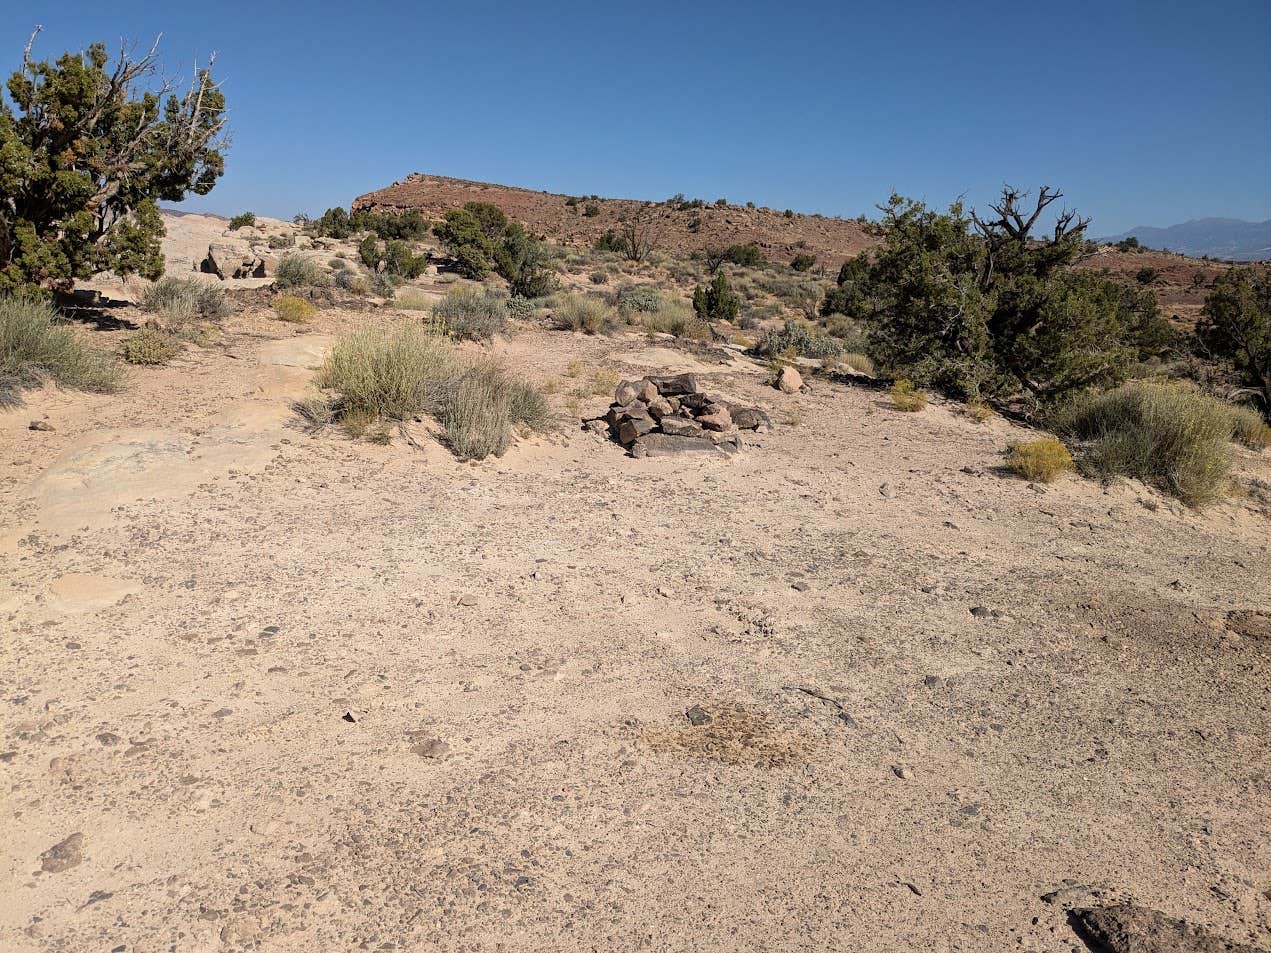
[2, 227, 1269, 952]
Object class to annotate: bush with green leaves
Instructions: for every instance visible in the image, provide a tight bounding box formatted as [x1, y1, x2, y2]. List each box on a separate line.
[1196, 265, 1269, 418]
[1, 295, 123, 394]
[639, 299, 709, 340]
[692, 272, 740, 322]
[494, 224, 557, 297]
[1050, 379, 1251, 506]
[790, 253, 817, 272]
[120, 327, 181, 365]
[754, 321, 843, 360]
[228, 212, 256, 230]
[552, 294, 615, 334]
[724, 244, 766, 268]
[0, 33, 225, 296]
[824, 188, 1175, 401]
[616, 284, 661, 314]
[506, 296, 534, 320]
[274, 253, 330, 289]
[433, 202, 510, 278]
[432, 285, 508, 341]
[140, 277, 231, 322]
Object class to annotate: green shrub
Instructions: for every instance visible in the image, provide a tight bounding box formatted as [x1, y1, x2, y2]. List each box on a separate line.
[120, 327, 181, 365]
[616, 284, 661, 314]
[1, 295, 123, 394]
[432, 285, 509, 341]
[790, 253, 817, 272]
[506, 296, 534, 320]
[229, 212, 256, 230]
[1050, 380, 1240, 506]
[724, 244, 765, 268]
[334, 270, 369, 294]
[1005, 438, 1074, 482]
[755, 321, 843, 360]
[692, 272, 740, 322]
[583, 203, 601, 218]
[1197, 266, 1269, 418]
[1229, 404, 1271, 449]
[589, 271, 609, 284]
[552, 294, 615, 334]
[1135, 267, 1159, 285]
[274, 254, 330, 289]
[273, 296, 316, 323]
[140, 277, 231, 321]
[640, 299, 709, 340]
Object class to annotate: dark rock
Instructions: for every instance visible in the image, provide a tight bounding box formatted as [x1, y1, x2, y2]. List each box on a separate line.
[730, 407, 772, 431]
[647, 373, 702, 396]
[646, 396, 673, 420]
[678, 393, 713, 412]
[409, 737, 451, 759]
[659, 416, 704, 438]
[29, 420, 54, 431]
[617, 416, 656, 444]
[635, 379, 659, 403]
[631, 433, 733, 457]
[969, 606, 993, 618]
[40, 833, 84, 873]
[342, 711, 359, 724]
[614, 380, 643, 405]
[685, 705, 712, 726]
[1069, 902, 1266, 952]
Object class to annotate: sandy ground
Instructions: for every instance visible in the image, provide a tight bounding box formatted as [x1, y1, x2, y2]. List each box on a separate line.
[2, 228, 1270, 950]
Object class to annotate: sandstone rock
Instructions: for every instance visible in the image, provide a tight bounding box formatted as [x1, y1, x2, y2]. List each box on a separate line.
[646, 373, 702, 396]
[636, 379, 660, 403]
[630, 433, 734, 457]
[1069, 902, 1265, 952]
[618, 416, 656, 444]
[697, 407, 733, 431]
[615, 380, 643, 405]
[777, 365, 803, 393]
[40, 833, 84, 873]
[647, 396, 673, 420]
[201, 241, 266, 279]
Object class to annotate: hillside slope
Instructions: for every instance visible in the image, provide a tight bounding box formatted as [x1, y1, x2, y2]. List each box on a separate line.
[354, 173, 878, 268]
[1098, 217, 1271, 262]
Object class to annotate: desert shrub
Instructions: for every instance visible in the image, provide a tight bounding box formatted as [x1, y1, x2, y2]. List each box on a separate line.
[1228, 404, 1271, 449]
[640, 299, 709, 339]
[506, 296, 534, 320]
[891, 378, 927, 411]
[1197, 266, 1269, 418]
[1005, 438, 1074, 482]
[616, 284, 661, 314]
[552, 294, 615, 334]
[1135, 267, 1160, 285]
[967, 400, 995, 422]
[140, 277, 231, 321]
[724, 243, 766, 268]
[120, 327, 181, 365]
[229, 212, 256, 230]
[830, 189, 1175, 401]
[369, 272, 398, 298]
[583, 204, 601, 217]
[433, 202, 509, 279]
[432, 285, 509, 340]
[589, 271, 609, 284]
[273, 296, 316, 323]
[790, 253, 817, 272]
[275, 253, 330, 289]
[1, 295, 124, 394]
[755, 321, 843, 360]
[692, 272, 740, 322]
[269, 232, 296, 249]
[1050, 380, 1239, 506]
[438, 361, 549, 459]
[334, 269, 369, 294]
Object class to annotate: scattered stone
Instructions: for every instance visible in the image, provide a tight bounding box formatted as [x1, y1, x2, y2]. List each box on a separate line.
[95, 732, 121, 746]
[969, 606, 994, 618]
[730, 407, 772, 431]
[582, 418, 608, 434]
[40, 833, 84, 873]
[1041, 882, 1109, 906]
[598, 376, 761, 458]
[29, 420, 54, 431]
[211, 708, 233, 718]
[457, 594, 478, 607]
[200, 241, 269, 279]
[697, 406, 733, 431]
[891, 765, 913, 780]
[685, 705, 712, 726]
[1068, 902, 1265, 953]
[632, 432, 739, 457]
[791, 581, 810, 592]
[341, 711, 359, 724]
[923, 675, 945, 688]
[776, 365, 803, 394]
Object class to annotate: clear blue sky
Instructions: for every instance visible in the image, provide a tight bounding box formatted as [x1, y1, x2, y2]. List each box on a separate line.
[6, 0, 1270, 233]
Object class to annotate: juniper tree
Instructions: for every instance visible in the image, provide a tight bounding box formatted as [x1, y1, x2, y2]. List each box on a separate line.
[0, 29, 226, 296]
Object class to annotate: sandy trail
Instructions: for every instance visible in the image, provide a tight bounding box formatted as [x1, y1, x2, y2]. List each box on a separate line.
[1, 308, 1268, 952]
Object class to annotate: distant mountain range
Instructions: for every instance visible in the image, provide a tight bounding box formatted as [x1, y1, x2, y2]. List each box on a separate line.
[1097, 217, 1271, 261]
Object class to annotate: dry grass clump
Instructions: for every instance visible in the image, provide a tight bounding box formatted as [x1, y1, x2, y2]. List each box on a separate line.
[1050, 379, 1240, 506]
[274, 253, 330, 289]
[1, 295, 123, 396]
[140, 277, 231, 322]
[431, 284, 508, 340]
[120, 327, 182, 366]
[273, 296, 317, 323]
[1005, 438, 1074, 482]
[966, 400, 995, 423]
[305, 325, 548, 459]
[551, 293, 615, 334]
[891, 378, 927, 411]
[393, 288, 433, 311]
[837, 352, 875, 376]
[1228, 404, 1270, 449]
[639, 298, 709, 340]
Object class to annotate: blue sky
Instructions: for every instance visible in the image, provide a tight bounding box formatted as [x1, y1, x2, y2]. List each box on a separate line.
[6, 0, 1270, 233]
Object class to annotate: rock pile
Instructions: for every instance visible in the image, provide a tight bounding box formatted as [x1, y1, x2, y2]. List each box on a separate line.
[586, 373, 771, 458]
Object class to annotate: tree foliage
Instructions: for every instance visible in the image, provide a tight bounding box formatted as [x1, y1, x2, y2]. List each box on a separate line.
[1197, 265, 1270, 417]
[692, 272, 740, 322]
[0, 30, 226, 295]
[821, 187, 1173, 401]
[433, 202, 555, 295]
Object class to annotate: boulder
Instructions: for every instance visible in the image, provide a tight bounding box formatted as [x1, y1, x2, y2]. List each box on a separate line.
[617, 416, 657, 444]
[630, 433, 734, 458]
[635, 379, 660, 403]
[647, 396, 673, 420]
[697, 406, 733, 431]
[777, 365, 803, 394]
[1069, 903, 1265, 953]
[615, 380, 643, 405]
[730, 407, 772, 431]
[201, 241, 266, 279]
[647, 373, 702, 396]
[660, 416, 704, 437]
